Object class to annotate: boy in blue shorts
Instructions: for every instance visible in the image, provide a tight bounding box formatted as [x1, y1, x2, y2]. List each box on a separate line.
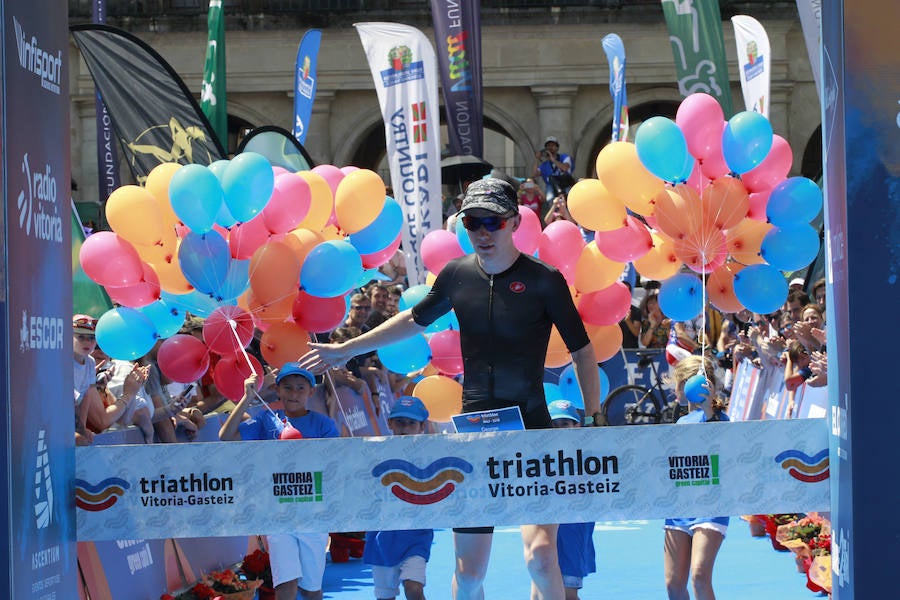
[219, 362, 339, 600]
[548, 399, 597, 600]
[363, 396, 434, 600]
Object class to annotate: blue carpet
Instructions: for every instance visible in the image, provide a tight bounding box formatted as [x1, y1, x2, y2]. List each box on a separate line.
[322, 519, 823, 598]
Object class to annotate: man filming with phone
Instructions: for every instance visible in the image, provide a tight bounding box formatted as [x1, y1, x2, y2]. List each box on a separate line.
[533, 136, 574, 197]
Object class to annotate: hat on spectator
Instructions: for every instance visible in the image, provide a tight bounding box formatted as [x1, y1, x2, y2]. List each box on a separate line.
[460, 178, 518, 217]
[544, 136, 559, 146]
[73, 314, 98, 334]
[276, 362, 316, 387]
[388, 396, 429, 422]
[789, 277, 805, 290]
[547, 399, 581, 423]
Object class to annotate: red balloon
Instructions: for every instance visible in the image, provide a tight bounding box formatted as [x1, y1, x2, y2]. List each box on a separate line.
[204, 306, 255, 356]
[229, 214, 271, 260]
[79, 231, 144, 287]
[578, 282, 632, 326]
[361, 234, 402, 269]
[213, 353, 264, 401]
[105, 262, 161, 308]
[428, 329, 463, 375]
[280, 422, 304, 439]
[157, 334, 211, 383]
[292, 290, 347, 333]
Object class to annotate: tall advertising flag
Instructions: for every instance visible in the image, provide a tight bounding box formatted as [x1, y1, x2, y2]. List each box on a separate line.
[292, 29, 322, 145]
[660, 0, 734, 117]
[731, 16, 770, 117]
[201, 0, 227, 146]
[356, 22, 443, 287]
[601, 33, 629, 142]
[429, 0, 483, 158]
[93, 0, 120, 207]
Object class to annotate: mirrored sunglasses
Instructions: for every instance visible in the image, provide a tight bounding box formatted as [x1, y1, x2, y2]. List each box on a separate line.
[461, 215, 508, 232]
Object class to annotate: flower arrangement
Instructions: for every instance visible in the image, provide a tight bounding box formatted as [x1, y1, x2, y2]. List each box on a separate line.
[160, 569, 260, 600]
[240, 548, 274, 597]
[757, 513, 805, 551]
[775, 513, 832, 594]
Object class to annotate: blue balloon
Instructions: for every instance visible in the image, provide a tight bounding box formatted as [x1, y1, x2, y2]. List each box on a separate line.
[354, 268, 390, 290]
[426, 309, 459, 334]
[96, 307, 158, 360]
[766, 177, 823, 226]
[208, 160, 238, 227]
[377, 334, 431, 374]
[348, 197, 404, 255]
[216, 259, 251, 302]
[178, 231, 231, 296]
[222, 152, 275, 222]
[399, 284, 431, 310]
[300, 240, 363, 298]
[760, 224, 820, 272]
[557, 364, 610, 410]
[733, 264, 788, 315]
[658, 273, 703, 321]
[161, 290, 222, 317]
[684, 374, 710, 404]
[454, 215, 475, 254]
[635, 117, 690, 183]
[137, 298, 185, 339]
[544, 382, 564, 403]
[722, 111, 773, 174]
[169, 164, 224, 233]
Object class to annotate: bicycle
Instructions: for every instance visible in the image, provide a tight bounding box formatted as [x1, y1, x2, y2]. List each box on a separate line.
[601, 349, 681, 425]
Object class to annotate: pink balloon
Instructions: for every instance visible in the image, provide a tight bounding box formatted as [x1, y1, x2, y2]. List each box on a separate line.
[429, 329, 463, 376]
[685, 160, 709, 195]
[262, 174, 312, 234]
[79, 231, 144, 287]
[175, 223, 191, 239]
[340, 166, 360, 176]
[539, 220, 586, 284]
[213, 352, 264, 401]
[421, 230, 465, 274]
[311, 164, 345, 197]
[676, 93, 725, 161]
[280, 423, 304, 439]
[747, 189, 771, 221]
[157, 334, 210, 383]
[105, 262, 161, 308]
[741, 135, 792, 193]
[698, 121, 729, 180]
[512, 205, 542, 255]
[594, 215, 652, 262]
[229, 214, 271, 260]
[203, 305, 255, 356]
[361, 234, 402, 269]
[212, 223, 230, 238]
[578, 282, 632, 326]
[272, 166, 290, 176]
[292, 290, 347, 333]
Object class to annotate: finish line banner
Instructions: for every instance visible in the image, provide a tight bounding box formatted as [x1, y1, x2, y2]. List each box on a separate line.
[76, 419, 829, 541]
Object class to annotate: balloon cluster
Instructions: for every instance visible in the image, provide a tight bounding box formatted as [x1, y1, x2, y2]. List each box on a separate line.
[80, 153, 402, 400]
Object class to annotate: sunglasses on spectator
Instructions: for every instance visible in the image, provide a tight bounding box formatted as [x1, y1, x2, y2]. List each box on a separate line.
[461, 215, 509, 232]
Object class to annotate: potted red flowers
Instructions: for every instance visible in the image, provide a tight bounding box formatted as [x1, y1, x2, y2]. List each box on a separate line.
[240, 548, 275, 600]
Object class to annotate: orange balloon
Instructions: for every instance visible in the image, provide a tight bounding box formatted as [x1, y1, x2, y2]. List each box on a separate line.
[283, 227, 325, 267]
[420, 363, 440, 378]
[653, 186, 702, 239]
[106, 185, 165, 246]
[634, 231, 683, 280]
[574, 242, 625, 293]
[565, 179, 627, 232]
[701, 176, 749, 230]
[133, 227, 178, 264]
[260, 321, 311, 368]
[413, 375, 463, 422]
[249, 293, 296, 331]
[672, 225, 727, 273]
[296, 171, 333, 232]
[335, 169, 386, 234]
[425, 272, 438, 286]
[595, 142, 664, 216]
[584, 323, 624, 362]
[249, 241, 300, 305]
[545, 326, 572, 368]
[708, 263, 745, 313]
[148, 256, 193, 294]
[320, 224, 344, 241]
[726, 218, 771, 265]
[144, 162, 182, 227]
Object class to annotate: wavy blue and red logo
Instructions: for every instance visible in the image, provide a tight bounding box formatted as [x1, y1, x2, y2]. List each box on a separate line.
[372, 457, 473, 505]
[75, 478, 130, 511]
[774, 449, 829, 483]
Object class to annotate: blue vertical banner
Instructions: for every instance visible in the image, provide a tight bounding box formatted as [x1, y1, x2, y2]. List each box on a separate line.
[92, 0, 120, 210]
[601, 33, 629, 142]
[429, 0, 484, 158]
[821, 1, 900, 598]
[292, 29, 321, 145]
[2, 0, 77, 597]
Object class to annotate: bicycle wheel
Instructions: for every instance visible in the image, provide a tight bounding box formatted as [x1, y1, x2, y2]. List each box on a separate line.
[601, 385, 662, 425]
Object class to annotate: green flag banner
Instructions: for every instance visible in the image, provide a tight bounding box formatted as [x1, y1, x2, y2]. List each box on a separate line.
[72, 209, 112, 318]
[660, 0, 734, 117]
[201, 0, 227, 145]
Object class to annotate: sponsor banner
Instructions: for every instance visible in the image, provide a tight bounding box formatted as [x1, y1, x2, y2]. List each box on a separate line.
[731, 15, 770, 116]
[601, 33, 629, 142]
[76, 419, 829, 541]
[292, 29, 321, 145]
[71, 25, 225, 183]
[92, 0, 120, 204]
[795, 0, 822, 97]
[430, 0, 483, 157]
[3, 1, 77, 597]
[200, 0, 227, 145]
[452, 406, 525, 433]
[660, 0, 735, 117]
[356, 22, 443, 287]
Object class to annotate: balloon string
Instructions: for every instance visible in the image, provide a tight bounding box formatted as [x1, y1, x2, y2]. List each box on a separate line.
[307, 332, 356, 438]
[227, 319, 281, 421]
